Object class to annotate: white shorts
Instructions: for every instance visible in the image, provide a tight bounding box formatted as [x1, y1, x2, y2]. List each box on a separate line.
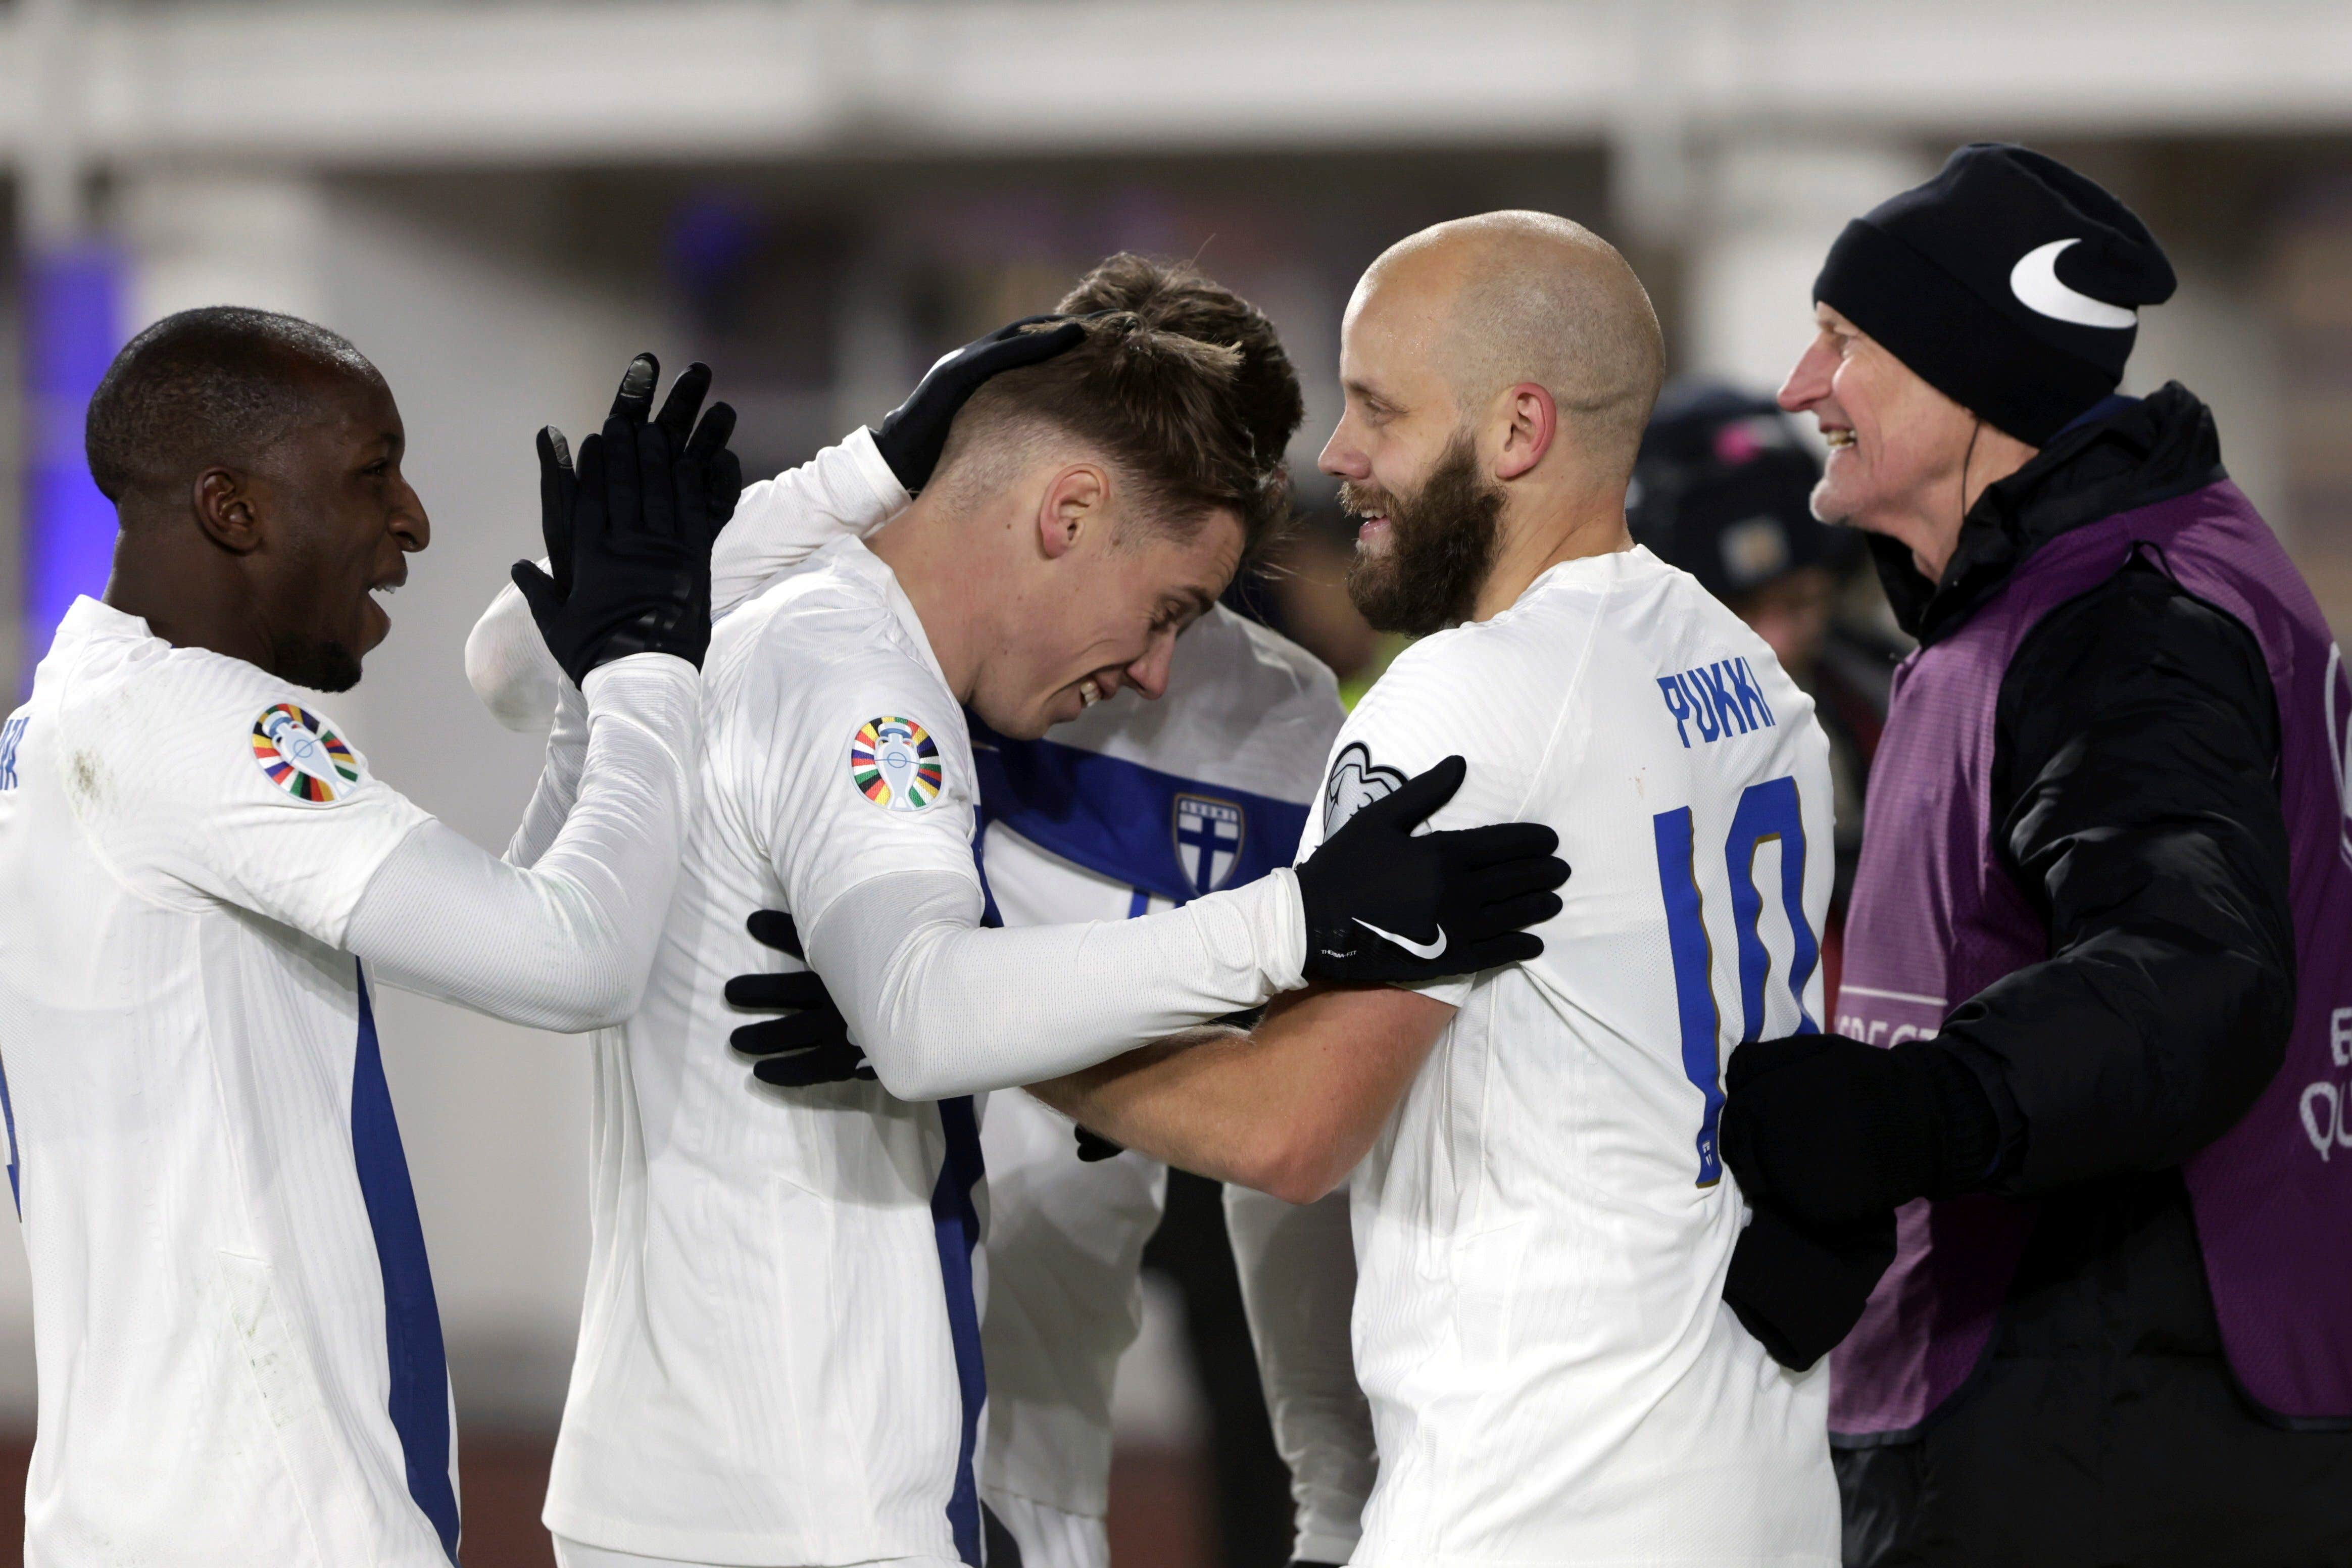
[552, 1539, 965, 1568]
[980, 1487, 1108, 1568]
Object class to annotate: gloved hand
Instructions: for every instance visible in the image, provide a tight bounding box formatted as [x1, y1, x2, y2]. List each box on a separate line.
[1295, 755, 1567, 985]
[871, 315, 1092, 492]
[1720, 1034, 1999, 1228]
[1723, 1200, 1897, 1372]
[513, 352, 740, 685]
[1074, 1127, 1126, 1162]
[724, 911, 871, 1088]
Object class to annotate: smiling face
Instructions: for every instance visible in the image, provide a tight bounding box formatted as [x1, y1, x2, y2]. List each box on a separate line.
[1319, 266, 1503, 633]
[1777, 303, 1986, 574]
[242, 369, 429, 691]
[971, 479, 1244, 741]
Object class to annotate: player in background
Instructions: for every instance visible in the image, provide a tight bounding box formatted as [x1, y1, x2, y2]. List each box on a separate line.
[1031, 214, 1843, 1567]
[466, 255, 1564, 1568]
[469, 260, 1354, 1568]
[0, 309, 737, 1565]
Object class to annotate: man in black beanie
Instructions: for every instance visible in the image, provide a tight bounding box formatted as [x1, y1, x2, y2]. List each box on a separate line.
[1717, 142, 2352, 1566]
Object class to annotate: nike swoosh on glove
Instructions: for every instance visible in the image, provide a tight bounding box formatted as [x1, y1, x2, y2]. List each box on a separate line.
[724, 911, 872, 1088]
[872, 315, 1091, 492]
[1295, 755, 1568, 985]
[1724, 1200, 1896, 1371]
[512, 352, 739, 685]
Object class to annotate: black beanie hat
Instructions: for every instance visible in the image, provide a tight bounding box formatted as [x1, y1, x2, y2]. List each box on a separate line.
[1812, 143, 2176, 445]
[1630, 382, 1841, 602]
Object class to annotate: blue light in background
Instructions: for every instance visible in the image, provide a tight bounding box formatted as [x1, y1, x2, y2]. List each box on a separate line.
[25, 242, 124, 680]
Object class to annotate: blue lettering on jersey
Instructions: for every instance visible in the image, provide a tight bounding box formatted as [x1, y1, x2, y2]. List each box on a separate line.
[0, 711, 28, 791]
[1656, 658, 1778, 749]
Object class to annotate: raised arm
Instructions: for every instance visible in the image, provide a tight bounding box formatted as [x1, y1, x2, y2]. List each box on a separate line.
[354, 355, 733, 1033]
[465, 315, 1092, 736]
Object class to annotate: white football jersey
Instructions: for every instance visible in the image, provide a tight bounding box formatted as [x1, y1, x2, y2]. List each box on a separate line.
[1296, 548, 1840, 1567]
[976, 606, 1341, 1559]
[546, 536, 988, 1568]
[0, 599, 453, 1566]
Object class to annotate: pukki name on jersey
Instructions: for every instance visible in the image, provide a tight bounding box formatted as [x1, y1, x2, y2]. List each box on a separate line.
[1656, 656, 1779, 748]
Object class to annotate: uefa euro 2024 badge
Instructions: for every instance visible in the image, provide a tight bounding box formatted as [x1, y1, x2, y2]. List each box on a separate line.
[250, 702, 362, 804]
[850, 716, 944, 812]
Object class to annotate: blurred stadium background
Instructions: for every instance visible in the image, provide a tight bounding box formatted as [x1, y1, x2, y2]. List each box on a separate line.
[4, 3, 2352, 1564]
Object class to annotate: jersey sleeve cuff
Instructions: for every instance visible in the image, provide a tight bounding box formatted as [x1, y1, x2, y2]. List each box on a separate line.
[843, 425, 913, 526]
[1256, 866, 1308, 993]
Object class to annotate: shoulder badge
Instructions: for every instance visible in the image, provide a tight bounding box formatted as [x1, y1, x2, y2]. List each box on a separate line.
[251, 702, 360, 803]
[850, 716, 945, 811]
[1322, 740, 1405, 839]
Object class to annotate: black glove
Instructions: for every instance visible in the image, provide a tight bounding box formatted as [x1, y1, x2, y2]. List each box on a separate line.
[514, 353, 740, 685]
[871, 315, 1091, 491]
[724, 911, 871, 1088]
[1074, 1127, 1126, 1162]
[1295, 755, 1568, 985]
[1723, 1201, 1897, 1371]
[1719, 1034, 1999, 1228]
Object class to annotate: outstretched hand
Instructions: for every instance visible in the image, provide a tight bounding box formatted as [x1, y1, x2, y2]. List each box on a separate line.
[1294, 755, 1569, 986]
[724, 911, 871, 1089]
[513, 352, 741, 685]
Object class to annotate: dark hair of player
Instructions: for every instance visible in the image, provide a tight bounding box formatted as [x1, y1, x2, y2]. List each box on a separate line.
[936, 254, 1303, 567]
[85, 305, 381, 505]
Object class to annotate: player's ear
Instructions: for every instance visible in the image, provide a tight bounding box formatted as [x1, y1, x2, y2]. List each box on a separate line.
[1493, 382, 1557, 482]
[1036, 462, 1110, 561]
[191, 466, 266, 554]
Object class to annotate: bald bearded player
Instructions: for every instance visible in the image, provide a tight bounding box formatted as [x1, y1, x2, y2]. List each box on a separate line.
[1035, 214, 1841, 1566]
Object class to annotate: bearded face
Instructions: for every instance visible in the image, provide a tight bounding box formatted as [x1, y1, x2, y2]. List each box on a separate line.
[1338, 428, 1504, 636]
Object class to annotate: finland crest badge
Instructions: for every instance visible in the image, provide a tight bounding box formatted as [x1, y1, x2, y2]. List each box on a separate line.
[1173, 794, 1245, 896]
[851, 715, 945, 812]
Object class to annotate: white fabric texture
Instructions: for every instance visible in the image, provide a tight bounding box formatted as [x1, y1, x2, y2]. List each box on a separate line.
[507, 679, 589, 868]
[351, 654, 701, 1033]
[1224, 1186, 1374, 1565]
[804, 866, 1304, 1102]
[977, 1488, 1109, 1568]
[553, 1537, 962, 1568]
[0, 598, 446, 1565]
[1294, 547, 1839, 1567]
[546, 532, 1310, 1565]
[466, 425, 906, 735]
[971, 604, 1348, 1543]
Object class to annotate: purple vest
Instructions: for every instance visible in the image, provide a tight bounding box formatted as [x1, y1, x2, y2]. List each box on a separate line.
[1830, 478, 2352, 1437]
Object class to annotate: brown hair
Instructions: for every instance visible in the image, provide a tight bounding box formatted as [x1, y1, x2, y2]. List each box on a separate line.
[936, 255, 1301, 565]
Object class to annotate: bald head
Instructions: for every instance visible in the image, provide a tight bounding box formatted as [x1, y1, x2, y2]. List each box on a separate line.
[1358, 211, 1664, 483]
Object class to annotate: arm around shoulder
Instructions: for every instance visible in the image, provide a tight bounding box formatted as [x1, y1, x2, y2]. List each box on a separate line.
[1033, 982, 1454, 1204]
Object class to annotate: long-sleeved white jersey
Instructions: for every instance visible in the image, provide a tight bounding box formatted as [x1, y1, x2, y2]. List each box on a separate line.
[527, 439, 1314, 1566]
[0, 597, 699, 1565]
[1289, 546, 1840, 1568]
[469, 432, 1361, 1568]
[972, 604, 1344, 1568]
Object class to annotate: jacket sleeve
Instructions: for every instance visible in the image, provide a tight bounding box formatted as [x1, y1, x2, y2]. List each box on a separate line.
[1938, 557, 2295, 1194]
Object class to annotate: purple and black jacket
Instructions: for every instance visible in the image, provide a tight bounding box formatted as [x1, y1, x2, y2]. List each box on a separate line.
[1831, 385, 2352, 1440]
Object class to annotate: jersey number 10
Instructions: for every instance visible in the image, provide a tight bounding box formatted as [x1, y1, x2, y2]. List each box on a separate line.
[1651, 775, 1820, 1186]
